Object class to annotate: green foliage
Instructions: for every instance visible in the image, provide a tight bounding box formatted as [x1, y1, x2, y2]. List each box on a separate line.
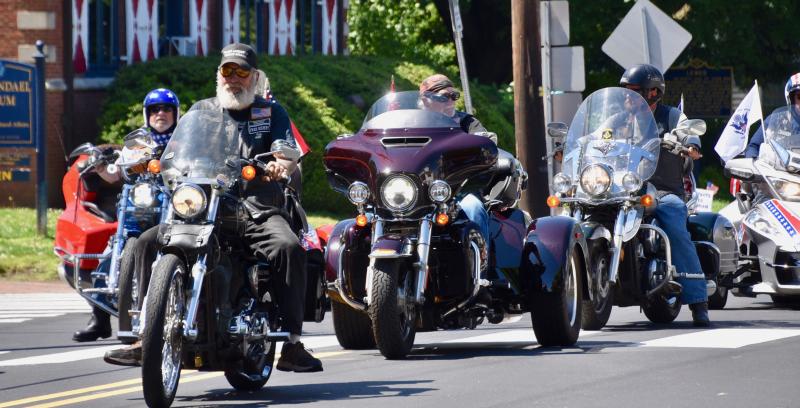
[0, 209, 60, 280]
[97, 55, 514, 215]
[347, 0, 456, 69]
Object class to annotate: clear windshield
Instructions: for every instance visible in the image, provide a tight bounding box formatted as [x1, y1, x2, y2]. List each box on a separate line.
[561, 87, 660, 197]
[361, 91, 463, 130]
[764, 106, 800, 168]
[160, 110, 241, 188]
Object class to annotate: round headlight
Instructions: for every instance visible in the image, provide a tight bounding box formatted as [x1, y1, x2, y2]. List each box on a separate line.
[381, 175, 417, 211]
[579, 164, 612, 196]
[131, 183, 156, 208]
[621, 172, 642, 193]
[348, 181, 370, 205]
[553, 172, 571, 193]
[171, 185, 206, 218]
[428, 180, 451, 203]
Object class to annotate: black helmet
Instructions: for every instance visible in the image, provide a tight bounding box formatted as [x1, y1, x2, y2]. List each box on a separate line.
[620, 64, 665, 105]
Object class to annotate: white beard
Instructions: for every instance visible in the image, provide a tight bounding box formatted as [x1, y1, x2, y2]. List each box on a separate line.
[216, 78, 256, 110]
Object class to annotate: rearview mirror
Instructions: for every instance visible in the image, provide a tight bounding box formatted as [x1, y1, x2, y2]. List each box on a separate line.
[547, 122, 568, 138]
[269, 139, 302, 161]
[675, 119, 707, 137]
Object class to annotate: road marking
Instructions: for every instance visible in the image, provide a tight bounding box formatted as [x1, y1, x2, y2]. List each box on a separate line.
[640, 328, 800, 349]
[439, 329, 600, 345]
[1, 351, 349, 408]
[0, 345, 120, 367]
[0, 318, 30, 324]
[0, 313, 63, 318]
[0, 351, 8, 355]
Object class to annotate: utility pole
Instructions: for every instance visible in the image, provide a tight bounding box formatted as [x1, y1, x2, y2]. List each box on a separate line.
[511, 0, 548, 217]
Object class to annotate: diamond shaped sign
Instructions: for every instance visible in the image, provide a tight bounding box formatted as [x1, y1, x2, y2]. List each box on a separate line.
[601, 0, 691, 73]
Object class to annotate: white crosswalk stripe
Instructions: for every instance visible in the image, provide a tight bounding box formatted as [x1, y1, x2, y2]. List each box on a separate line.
[0, 293, 91, 327]
[639, 328, 800, 349]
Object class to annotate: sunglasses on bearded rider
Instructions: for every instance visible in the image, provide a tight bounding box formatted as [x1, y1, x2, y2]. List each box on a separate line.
[219, 64, 252, 79]
[147, 104, 174, 115]
[423, 89, 460, 103]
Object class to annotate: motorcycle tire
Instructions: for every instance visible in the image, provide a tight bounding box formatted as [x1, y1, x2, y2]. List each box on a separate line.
[116, 237, 139, 343]
[708, 286, 728, 310]
[142, 254, 186, 408]
[368, 259, 416, 359]
[770, 295, 800, 306]
[224, 340, 275, 391]
[643, 296, 682, 324]
[581, 241, 613, 330]
[530, 245, 583, 347]
[304, 258, 327, 323]
[332, 299, 375, 349]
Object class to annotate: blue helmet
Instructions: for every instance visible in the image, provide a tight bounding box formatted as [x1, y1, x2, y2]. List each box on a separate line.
[785, 74, 800, 105]
[142, 88, 180, 130]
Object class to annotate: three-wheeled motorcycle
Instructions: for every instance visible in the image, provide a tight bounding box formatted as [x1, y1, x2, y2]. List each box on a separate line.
[323, 91, 583, 360]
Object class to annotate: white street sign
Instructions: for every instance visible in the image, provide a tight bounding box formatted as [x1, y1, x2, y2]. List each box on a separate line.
[543, 46, 585, 92]
[540, 1, 570, 47]
[552, 92, 582, 124]
[601, 0, 691, 73]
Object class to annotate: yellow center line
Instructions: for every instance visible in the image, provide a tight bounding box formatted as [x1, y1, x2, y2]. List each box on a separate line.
[2, 351, 349, 408]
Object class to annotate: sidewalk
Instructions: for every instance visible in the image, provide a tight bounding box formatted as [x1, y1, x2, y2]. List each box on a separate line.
[0, 279, 71, 294]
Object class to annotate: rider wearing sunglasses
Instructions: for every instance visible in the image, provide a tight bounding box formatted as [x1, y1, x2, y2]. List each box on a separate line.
[419, 74, 487, 134]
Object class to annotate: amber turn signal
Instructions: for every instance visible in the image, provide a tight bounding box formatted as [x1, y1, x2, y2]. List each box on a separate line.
[546, 195, 560, 208]
[435, 213, 449, 226]
[355, 214, 369, 227]
[147, 159, 161, 174]
[640, 194, 654, 207]
[241, 165, 256, 181]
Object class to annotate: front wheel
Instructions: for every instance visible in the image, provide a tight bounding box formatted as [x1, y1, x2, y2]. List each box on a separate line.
[117, 237, 139, 343]
[368, 259, 417, 359]
[581, 241, 613, 330]
[708, 285, 728, 310]
[530, 246, 583, 347]
[141, 254, 187, 408]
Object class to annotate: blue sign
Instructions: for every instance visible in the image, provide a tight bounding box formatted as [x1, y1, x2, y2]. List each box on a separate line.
[664, 60, 733, 118]
[0, 60, 36, 146]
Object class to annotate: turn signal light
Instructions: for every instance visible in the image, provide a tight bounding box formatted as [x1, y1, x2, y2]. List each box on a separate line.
[147, 159, 161, 174]
[355, 214, 369, 227]
[546, 195, 560, 208]
[435, 213, 450, 226]
[242, 165, 256, 181]
[640, 194, 654, 207]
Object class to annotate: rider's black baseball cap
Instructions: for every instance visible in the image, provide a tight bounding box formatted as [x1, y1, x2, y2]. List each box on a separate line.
[219, 43, 258, 70]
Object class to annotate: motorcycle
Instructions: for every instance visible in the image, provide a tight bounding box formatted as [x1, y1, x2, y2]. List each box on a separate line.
[724, 105, 800, 305]
[323, 90, 551, 360]
[138, 109, 325, 407]
[538, 87, 732, 332]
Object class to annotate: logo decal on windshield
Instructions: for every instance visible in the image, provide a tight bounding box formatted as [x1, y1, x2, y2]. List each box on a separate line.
[601, 128, 613, 140]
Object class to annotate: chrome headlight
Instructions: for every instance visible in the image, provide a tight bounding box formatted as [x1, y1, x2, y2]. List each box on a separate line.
[347, 181, 370, 205]
[171, 184, 206, 218]
[621, 172, 642, 193]
[428, 180, 451, 203]
[131, 183, 156, 208]
[768, 177, 800, 202]
[381, 175, 417, 211]
[553, 172, 571, 193]
[579, 164, 612, 196]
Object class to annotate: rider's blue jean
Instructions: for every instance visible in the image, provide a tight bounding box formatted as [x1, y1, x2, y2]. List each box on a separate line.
[459, 193, 490, 247]
[653, 193, 707, 305]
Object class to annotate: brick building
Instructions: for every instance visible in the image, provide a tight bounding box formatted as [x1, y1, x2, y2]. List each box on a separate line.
[0, 0, 347, 208]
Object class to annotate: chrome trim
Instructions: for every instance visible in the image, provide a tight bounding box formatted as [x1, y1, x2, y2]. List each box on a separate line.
[183, 254, 207, 340]
[335, 234, 367, 311]
[443, 240, 483, 317]
[380, 136, 431, 148]
[638, 224, 677, 297]
[414, 216, 433, 304]
[607, 209, 626, 284]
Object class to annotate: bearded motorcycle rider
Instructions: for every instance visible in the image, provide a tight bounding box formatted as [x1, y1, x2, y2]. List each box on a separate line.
[74, 89, 180, 343]
[619, 63, 710, 327]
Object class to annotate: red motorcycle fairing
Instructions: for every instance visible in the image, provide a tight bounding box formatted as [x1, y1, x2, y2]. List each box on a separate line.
[519, 215, 588, 295]
[54, 154, 119, 271]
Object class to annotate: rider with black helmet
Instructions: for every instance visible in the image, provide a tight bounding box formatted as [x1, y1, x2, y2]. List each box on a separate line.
[619, 64, 710, 327]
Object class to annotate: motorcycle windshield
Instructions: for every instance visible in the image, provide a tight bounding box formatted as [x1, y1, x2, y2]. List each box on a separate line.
[562, 87, 660, 197]
[160, 110, 241, 188]
[763, 106, 800, 168]
[361, 91, 464, 130]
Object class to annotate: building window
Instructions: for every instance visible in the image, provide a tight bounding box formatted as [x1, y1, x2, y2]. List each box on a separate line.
[87, 0, 120, 75]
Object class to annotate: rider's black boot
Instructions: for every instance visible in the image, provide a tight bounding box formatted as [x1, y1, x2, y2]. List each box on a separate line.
[689, 302, 710, 327]
[72, 306, 112, 342]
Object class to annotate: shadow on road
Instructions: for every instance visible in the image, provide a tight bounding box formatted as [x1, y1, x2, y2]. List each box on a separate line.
[174, 380, 436, 406]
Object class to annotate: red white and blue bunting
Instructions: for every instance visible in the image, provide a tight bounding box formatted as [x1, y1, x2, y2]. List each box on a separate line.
[72, 0, 89, 73]
[268, 0, 296, 55]
[321, 0, 337, 55]
[190, 0, 209, 56]
[222, 0, 240, 46]
[125, 0, 159, 64]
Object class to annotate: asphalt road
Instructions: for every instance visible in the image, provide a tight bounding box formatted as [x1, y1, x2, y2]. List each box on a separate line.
[1, 292, 799, 408]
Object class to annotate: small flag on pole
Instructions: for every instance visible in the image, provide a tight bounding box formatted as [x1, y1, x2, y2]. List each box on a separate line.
[714, 81, 763, 162]
[678, 93, 684, 113]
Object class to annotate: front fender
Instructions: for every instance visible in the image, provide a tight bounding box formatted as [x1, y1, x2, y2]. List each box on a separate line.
[519, 216, 587, 294]
[370, 234, 413, 258]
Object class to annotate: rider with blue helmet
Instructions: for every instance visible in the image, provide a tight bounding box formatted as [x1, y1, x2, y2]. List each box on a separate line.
[142, 88, 180, 147]
[745, 74, 800, 158]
